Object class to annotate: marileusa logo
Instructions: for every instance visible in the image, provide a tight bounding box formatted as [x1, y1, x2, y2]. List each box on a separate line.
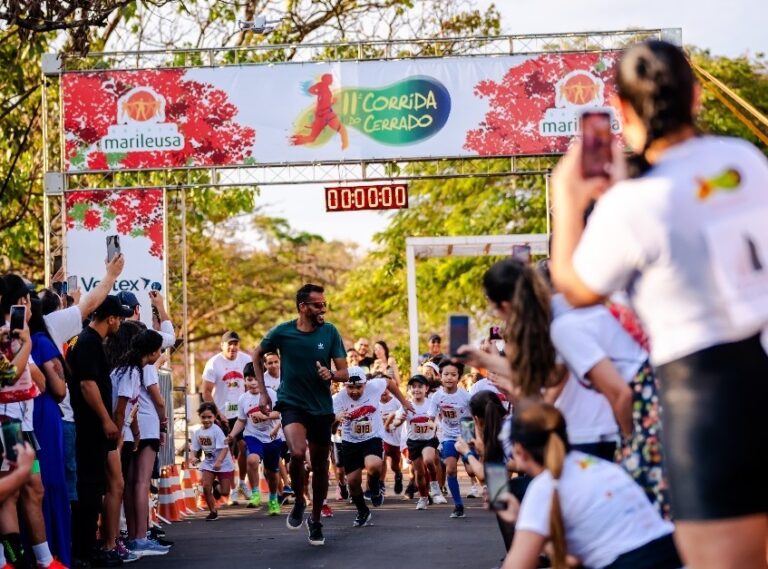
[100, 87, 184, 153]
[539, 69, 621, 137]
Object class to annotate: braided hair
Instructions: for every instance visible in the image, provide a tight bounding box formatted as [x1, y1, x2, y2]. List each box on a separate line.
[616, 40, 696, 176]
[483, 258, 556, 397]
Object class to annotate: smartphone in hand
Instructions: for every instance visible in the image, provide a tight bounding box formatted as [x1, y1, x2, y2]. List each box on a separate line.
[485, 462, 511, 511]
[1, 421, 24, 463]
[581, 111, 613, 178]
[67, 275, 78, 292]
[106, 235, 121, 262]
[460, 417, 475, 442]
[9, 306, 25, 334]
[448, 314, 470, 357]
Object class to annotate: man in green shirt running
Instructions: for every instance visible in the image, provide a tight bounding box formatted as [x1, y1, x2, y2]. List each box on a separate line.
[252, 284, 348, 546]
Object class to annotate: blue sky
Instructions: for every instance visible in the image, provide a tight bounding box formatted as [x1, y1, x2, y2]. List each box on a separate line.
[254, 1, 767, 251]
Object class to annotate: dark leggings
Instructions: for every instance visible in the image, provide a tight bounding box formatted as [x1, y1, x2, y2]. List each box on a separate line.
[604, 533, 682, 569]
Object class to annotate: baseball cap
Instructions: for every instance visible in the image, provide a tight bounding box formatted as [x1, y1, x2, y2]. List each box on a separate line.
[345, 366, 367, 385]
[221, 330, 240, 343]
[428, 334, 441, 343]
[92, 295, 134, 319]
[116, 291, 140, 309]
[407, 374, 429, 386]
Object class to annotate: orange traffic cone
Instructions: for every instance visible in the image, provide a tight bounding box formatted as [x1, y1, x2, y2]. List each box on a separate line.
[169, 465, 189, 517]
[181, 467, 198, 513]
[259, 476, 269, 499]
[158, 468, 181, 522]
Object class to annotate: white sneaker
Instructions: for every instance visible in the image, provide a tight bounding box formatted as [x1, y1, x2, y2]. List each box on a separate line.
[415, 497, 429, 510]
[467, 484, 481, 498]
[432, 493, 448, 504]
[229, 488, 240, 505]
[429, 481, 441, 497]
[239, 481, 252, 500]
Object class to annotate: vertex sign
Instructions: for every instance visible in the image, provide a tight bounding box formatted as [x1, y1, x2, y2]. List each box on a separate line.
[101, 87, 184, 152]
[81, 277, 157, 293]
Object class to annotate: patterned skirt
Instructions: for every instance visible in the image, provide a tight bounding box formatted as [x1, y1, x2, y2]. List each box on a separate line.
[617, 361, 671, 519]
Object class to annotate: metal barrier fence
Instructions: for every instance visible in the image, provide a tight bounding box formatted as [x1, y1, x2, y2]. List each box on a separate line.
[157, 368, 176, 467]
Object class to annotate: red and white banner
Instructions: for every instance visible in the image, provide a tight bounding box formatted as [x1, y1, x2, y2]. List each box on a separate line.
[61, 52, 622, 172]
[65, 189, 165, 328]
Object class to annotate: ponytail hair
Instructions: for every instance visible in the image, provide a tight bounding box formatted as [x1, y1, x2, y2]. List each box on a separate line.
[616, 40, 696, 176]
[108, 323, 161, 388]
[512, 401, 570, 569]
[483, 259, 556, 396]
[469, 390, 507, 463]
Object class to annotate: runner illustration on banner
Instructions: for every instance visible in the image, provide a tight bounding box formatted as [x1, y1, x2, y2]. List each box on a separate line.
[291, 74, 349, 150]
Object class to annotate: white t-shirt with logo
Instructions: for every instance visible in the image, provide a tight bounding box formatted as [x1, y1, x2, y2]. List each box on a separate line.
[428, 387, 471, 441]
[137, 365, 162, 441]
[110, 367, 141, 443]
[202, 352, 251, 419]
[574, 136, 768, 365]
[333, 377, 388, 443]
[237, 388, 280, 443]
[191, 424, 235, 472]
[396, 399, 436, 441]
[551, 294, 648, 384]
[516, 451, 673, 568]
[379, 397, 403, 447]
[555, 374, 618, 445]
[264, 372, 280, 392]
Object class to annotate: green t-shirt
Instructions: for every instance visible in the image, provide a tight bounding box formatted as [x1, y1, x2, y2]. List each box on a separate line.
[260, 320, 346, 415]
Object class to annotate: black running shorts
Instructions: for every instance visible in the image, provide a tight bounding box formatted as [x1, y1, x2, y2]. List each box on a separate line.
[657, 334, 768, 520]
[341, 437, 383, 473]
[406, 437, 439, 461]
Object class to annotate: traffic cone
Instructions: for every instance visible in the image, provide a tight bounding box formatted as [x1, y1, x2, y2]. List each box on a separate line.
[259, 476, 269, 500]
[181, 468, 198, 512]
[170, 465, 189, 517]
[158, 468, 181, 522]
[187, 466, 207, 511]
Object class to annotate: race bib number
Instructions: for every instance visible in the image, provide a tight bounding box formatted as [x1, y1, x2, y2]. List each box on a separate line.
[353, 420, 372, 436]
[226, 402, 239, 413]
[414, 425, 431, 435]
[703, 208, 768, 328]
[442, 408, 457, 420]
[198, 436, 213, 446]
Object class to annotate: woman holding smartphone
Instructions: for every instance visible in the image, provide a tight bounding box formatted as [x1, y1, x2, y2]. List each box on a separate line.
[551, 40, 768, 568]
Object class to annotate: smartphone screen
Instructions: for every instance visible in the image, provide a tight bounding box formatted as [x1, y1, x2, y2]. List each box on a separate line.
[67, 275, 78, 292]
[150, 281, 162, 292]
[485, 462, 511, 511]
[9, 306, 25, 333]
[1, 421, 23, 463]
[106, 235, 121, 262]
[448, 314, 470, 357]
[489, 326, 502, 340]
[52, 255, 62, 275]
[512, 244, 531, 264]
[459, 417, 475, 442]
[581, 111, 613, 178]
[52, 282, 64, 296]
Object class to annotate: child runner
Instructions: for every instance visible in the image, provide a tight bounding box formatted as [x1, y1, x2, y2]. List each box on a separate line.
[379, 386, 404, 495]
[191, 402, 236, 521]
[428, 360, 471, 518]
[226, 363, 283, 515]
[333, 366, 411, 527]
[393, 375, 440, 510]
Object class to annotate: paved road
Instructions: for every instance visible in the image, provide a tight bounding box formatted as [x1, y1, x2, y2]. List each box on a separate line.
[140, 492, 506, 569]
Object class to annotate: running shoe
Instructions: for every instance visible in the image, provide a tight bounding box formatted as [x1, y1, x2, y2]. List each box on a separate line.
[247, 492, 262, 509]
[467, 484, 481, 498]
[432, 493, 448, 505]
[127, 538, 169, 557]
[212, 479, 222, 500]
[239, 481, 252, 499]
[286, 501, 306, 530]
[306, 518, 325, 546]
[352, 509, 373, 527]
[43, 561, 69, 569]
[441, 486, 449, 497]
[415, 497, 429, 510]
[90, 548, 123, 567]
[370, 488, 384, 508]
[148, 526, 165, 538]
[404, 480, 416, 500]
[115, 540, 140, 563]
[394, 472, 403, 495]
[450, 505, 465, 518]
[206, 511, 219, 521]
[267, 499, 281, 516]
[229, 488, 240, 505]
[363, 489, 372, 501]
[146, 537, 172, 550]
[321, 503, 334, 518]
[338, 482, 349, 500]
[282, 485, 294, 495]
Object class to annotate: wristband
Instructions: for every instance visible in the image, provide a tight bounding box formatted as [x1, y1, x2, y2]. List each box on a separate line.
[462, 452, 471, 463]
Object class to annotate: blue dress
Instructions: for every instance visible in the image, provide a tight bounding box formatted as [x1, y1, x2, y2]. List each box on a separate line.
[31, 332, 72, 567]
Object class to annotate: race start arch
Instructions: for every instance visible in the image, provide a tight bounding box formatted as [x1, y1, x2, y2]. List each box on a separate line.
[40, 27, 682, 383]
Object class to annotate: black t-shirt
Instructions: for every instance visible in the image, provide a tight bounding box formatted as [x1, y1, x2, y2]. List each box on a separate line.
[358, 356, 375, 369]
[65, 326, 112, 429]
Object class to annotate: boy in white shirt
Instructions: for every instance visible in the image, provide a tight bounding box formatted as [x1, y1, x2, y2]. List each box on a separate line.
[226, 363, 283, 515]
[428, 360, 472, 518]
